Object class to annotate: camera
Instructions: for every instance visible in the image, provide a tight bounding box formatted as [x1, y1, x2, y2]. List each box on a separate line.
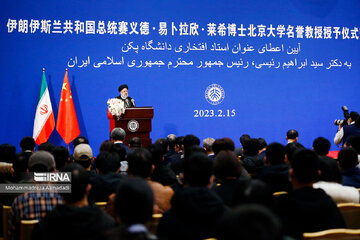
[334, 106, 350, 126]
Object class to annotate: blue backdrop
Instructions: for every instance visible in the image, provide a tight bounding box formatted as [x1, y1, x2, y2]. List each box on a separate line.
[1, 0, 359, 154]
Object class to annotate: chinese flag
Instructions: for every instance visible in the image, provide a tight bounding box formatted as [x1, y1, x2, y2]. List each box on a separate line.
[56, 69, 80, 144]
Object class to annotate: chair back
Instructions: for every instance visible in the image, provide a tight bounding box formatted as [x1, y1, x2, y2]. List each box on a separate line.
[337, 203, 360, 229]
[2, 205, 11, 240]
[94, 202, 107, 210]
[303, 228, 360, 240]
[273, 191, 288, 196]
[146, 213, 163, 234]
[20, 220, 39, 240]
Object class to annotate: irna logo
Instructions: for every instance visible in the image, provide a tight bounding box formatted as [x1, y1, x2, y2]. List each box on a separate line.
[34, 172, 71, 182]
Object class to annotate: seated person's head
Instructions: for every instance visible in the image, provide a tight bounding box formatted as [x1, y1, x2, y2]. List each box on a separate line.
[258, 138, 267, 150]
[212, 138, 235, 156]
[95, 152, 120, 174]
[13, 152, 32, 177]
[110, 128, 126, 141]
[286, 129, 299, 141]
[242, 138, 260, 157]
[213, 150, 242, 180]
[217, 204, 283, 240]
[129, 137, 142, 149]
[344, 136, 360, 153]
[290, 149, 320, 184]
[28, 150, 56, 172]
[183, 134, 200, 153]
[74, 144, 93, 170]
[167, 134, 176, 148]
[203, 137, 215, 153]
[285, 142, 304, 163]
[73, 136, 89, 149]
[337, 147, 358, 170]
[127, 148, 153, 178]
[60, 163, 90, 204]
[115, 177, 154, 226]
[154, 138, 168, 154]
[183, 152, 213, 187]
[147, 144, 164, 166]
[318, 158, 342, 183]
[110, 143, 126, 162]
[312, 137, 331, 156]
[0, 144, 16, 163]
[99, 140, 114, 153]
[265, 142, 286, 166]
[20, 137, 36, 152]
[52, 146, 70, 170]
[240, 134, 251, 146]
[38, 142, 55, 153]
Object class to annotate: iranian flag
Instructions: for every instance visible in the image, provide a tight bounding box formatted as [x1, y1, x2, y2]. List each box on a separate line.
[33, 69, 55, 144]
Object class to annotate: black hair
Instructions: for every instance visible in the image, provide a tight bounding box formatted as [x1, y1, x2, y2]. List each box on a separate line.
[129, 137, 142, 149]
[214, 150, 242, 180]
[154, 138, 168, 154]
[286, 129, 298, 139]
[73, 136, 89, 149]
[99, 140, 114, 153]
[318, 157, 342, 183]
[20, 137, 36, 151]
[217, 204, 283, 240]
[266, 142, 286, 165]
[147, 144, 164, 166]
[242, 138, 260, 156]
[338, 147, 358, 170]
[52, 146, 69, 170]
[60, 163, 89, 203]
[13, 152, 32, 173]
[291, 149, 320, 183]
[345, 136, 360, 153]
[110, 143, 126, 162]
[213, 138, 235, 155]
[38, 142, 55, 153]
[285, 142, 305, 163]
[240, 134, 251, 146]
[0, 144, 16, 163]
[183, 152, 213, 186]
[95, 152, 120, 174]
[258, 138, 267, 149]
[127, 148, 153, 178]
[312, 137, 331, 156]
[114, 177, 154, 225]
[183, 134, 200, 152]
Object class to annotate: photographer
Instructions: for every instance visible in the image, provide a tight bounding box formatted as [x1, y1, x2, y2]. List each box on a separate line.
[334, 111, 360, 146]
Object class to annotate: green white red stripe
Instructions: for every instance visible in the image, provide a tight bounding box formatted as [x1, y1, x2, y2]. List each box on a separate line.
[33, 70, 55, 144]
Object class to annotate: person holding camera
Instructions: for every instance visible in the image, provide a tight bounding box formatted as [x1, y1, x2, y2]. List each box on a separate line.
[334, 111, 360, 146]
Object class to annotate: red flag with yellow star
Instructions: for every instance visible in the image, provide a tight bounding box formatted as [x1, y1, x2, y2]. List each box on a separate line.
[56, 69, 80, 144]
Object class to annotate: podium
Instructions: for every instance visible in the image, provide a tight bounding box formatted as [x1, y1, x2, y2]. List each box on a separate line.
[107, 107, 154, 147]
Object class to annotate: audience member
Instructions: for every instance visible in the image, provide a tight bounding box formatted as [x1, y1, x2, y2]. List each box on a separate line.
[286, 129, 298, 144]
[234, 134, 250, 157]
[37, 142, 55, 153]
[104, 177, 157, 240]
[110, 143, 127, 174]
[203, 137, 215, 160]
[285, 142, 304, 163]
[241, 138, 264, 176]
[274, 149, 345, 239]
[129, 137, 142, 150]
[148, 144, 177, 186]
[11, 151, 62, 240]
[313, 157, 359, 203]
[163, 134, 179, 166]
[32, 163, 115, 240]
[157, 152, 227, 240]
[19, 137, 36, 152]
[257, 142, 292, 193]
[110, 127, 129, 153]
[73, 144, 94, 172]
[337, 147, 360, 188]
[99, 140, 114, 153]
[257, 137, 267, 159]
[127, 148, 174, 213]
[73, 136, 89, 148]
[52, 146, 70, 170]
[212, 137, 235, 156]
[212, 150, 248, 207]
[89, 152, 124, 202]
[217, 204, 283, 240]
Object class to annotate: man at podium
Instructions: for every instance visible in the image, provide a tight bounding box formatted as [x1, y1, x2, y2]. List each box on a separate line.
[117, 84, 135, 108]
